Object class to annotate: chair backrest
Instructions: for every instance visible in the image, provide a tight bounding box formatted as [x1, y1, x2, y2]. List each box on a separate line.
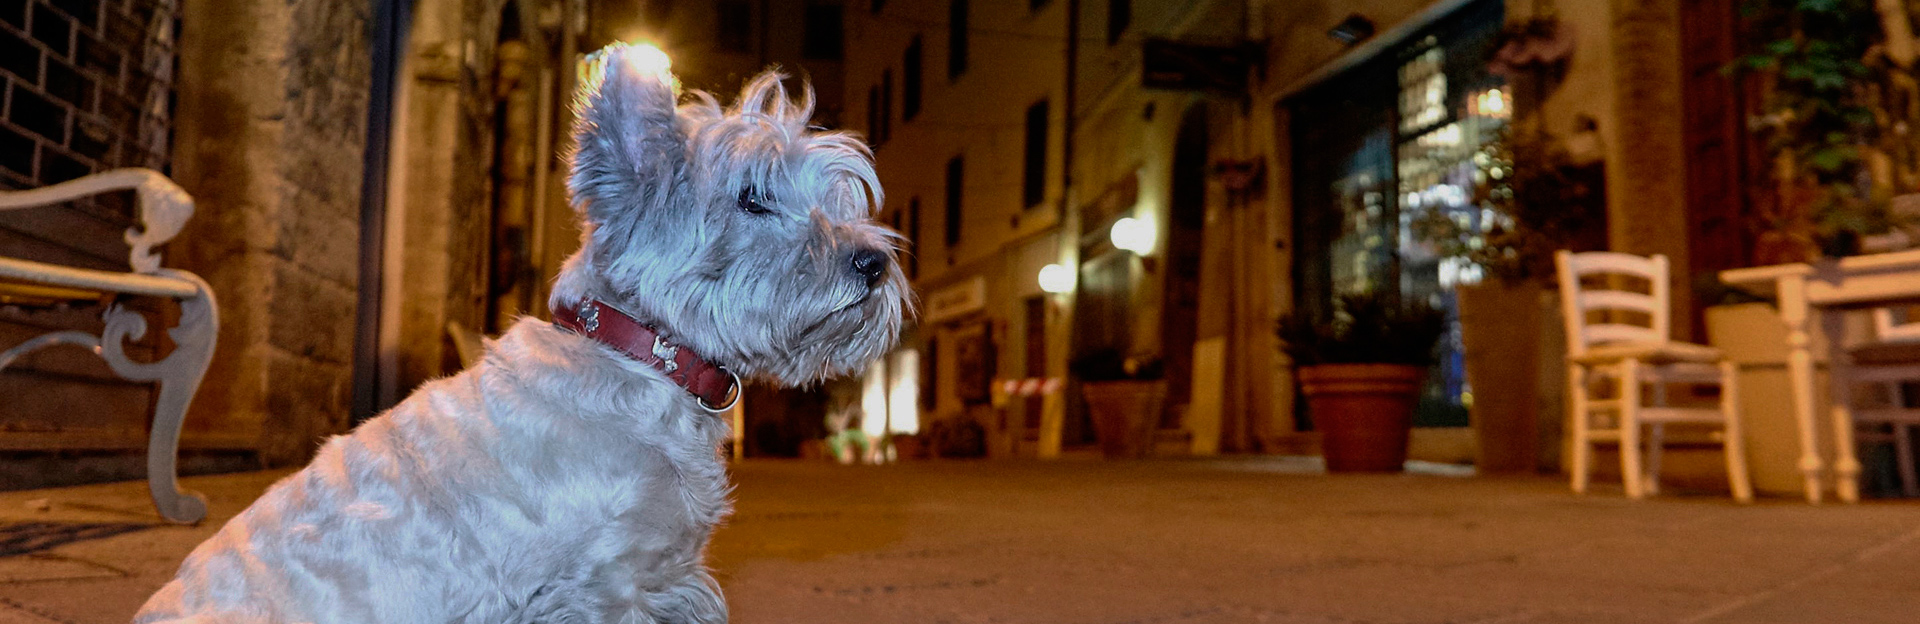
[1555, 250, 1671, 358]
[1872, 306, 1920, 343]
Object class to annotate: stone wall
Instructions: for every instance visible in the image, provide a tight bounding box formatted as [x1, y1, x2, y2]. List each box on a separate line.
[172, 0, 369, 464]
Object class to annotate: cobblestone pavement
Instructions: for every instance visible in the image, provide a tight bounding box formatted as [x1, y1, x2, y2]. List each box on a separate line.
[2, 458, 1918, 623]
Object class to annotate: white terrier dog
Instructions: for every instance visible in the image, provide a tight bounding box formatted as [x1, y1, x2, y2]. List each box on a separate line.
[135, 44, 906, 623]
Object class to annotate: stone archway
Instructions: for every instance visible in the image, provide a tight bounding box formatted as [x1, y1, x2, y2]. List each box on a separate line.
[375, 0, 574, 407]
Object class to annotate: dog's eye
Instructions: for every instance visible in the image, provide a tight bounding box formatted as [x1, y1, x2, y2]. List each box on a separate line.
[737, 187, 772, 215]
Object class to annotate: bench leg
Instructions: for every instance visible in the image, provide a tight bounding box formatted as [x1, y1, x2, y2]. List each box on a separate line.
[99, 271, 217, 524]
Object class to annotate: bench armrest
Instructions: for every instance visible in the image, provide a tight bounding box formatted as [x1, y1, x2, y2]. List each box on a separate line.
[0, 168, 195, 274]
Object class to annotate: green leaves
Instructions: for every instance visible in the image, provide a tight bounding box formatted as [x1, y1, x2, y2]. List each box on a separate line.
[1805, 144, 1855, 173]
[1276, 293, 1447, 367]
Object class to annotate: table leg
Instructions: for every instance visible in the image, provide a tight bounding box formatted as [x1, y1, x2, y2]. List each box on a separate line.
[1779, 276, 1826, 503]
[1825, 305, 1862, 503]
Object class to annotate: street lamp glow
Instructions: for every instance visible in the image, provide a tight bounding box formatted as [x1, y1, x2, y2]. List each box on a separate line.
[1038, 263, 1075, 294]
[1110, 217, 1155, 255]
[615, 42, 673, 80]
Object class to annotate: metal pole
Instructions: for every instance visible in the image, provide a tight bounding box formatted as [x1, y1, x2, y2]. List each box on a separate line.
[351, 0, 412, 422]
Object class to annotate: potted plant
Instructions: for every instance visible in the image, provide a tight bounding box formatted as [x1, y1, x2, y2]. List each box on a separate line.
[1071, 349, 1165, 460]
[1408, 126, 1607, 473]
[1277, 294, 1447, 473]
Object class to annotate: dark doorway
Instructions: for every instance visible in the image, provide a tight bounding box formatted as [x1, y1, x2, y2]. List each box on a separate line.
[1024, 296, 1047, 430]
[1680, 0, 1760, 338]
[1161, 104, 1207, 427]
[485, 5, 538, 334]
[1068, 250, 1135, 444]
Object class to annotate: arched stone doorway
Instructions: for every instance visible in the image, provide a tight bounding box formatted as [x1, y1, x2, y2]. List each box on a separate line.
[371, 0, 576, 410]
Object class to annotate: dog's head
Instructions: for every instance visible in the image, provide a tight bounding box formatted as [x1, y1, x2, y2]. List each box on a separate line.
[554, 44, 909, 386]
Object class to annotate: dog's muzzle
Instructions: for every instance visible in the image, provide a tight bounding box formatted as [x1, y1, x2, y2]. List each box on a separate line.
[850, 248, 888, 287]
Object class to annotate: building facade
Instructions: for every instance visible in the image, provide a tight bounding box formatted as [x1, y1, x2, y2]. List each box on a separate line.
[0, 0, 1755, 482]
[848, 0, 1738, 461]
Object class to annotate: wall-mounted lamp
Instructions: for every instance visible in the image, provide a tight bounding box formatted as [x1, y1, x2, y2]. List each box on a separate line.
[1038, 263, 1075, 294]
[1110, 217, 1155, 255]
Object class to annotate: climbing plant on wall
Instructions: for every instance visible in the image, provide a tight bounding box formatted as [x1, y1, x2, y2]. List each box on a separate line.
[1734, 0, 1920, 259]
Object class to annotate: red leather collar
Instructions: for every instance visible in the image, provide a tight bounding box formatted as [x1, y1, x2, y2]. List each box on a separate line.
[551, 300, 740, 411]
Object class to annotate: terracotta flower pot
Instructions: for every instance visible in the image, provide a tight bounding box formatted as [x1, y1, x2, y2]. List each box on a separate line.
[1298, 364, 1425, 473]
[1081, 380, 1167, 459]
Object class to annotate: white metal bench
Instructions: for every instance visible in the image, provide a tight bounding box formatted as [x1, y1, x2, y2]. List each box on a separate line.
[0, 168, 217, 524]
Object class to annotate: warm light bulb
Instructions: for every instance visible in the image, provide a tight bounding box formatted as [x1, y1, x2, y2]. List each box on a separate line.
[1110, 217, 1155, 255]
[1038, 263, 1075, 294]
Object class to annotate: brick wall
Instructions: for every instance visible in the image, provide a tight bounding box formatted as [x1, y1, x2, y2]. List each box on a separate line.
[0, 0, 178, 451]
[0, 0, 174, 188]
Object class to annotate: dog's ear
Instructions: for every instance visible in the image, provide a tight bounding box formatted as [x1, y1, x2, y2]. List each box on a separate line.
[568, 44, 686, 228]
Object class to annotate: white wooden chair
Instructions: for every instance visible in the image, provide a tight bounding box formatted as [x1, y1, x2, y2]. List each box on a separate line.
[1556, 251, 1753, 502]
[0, 169, 217, 523]
[1833, 307, 1920, 497]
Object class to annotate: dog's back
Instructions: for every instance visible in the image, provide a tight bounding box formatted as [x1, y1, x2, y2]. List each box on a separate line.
[135, 319, 731, 624]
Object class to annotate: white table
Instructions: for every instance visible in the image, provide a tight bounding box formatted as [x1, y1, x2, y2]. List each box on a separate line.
[1722, 249, 1920, 503]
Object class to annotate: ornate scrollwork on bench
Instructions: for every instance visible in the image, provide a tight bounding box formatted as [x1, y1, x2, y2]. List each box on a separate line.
[0, 168, 219, 524]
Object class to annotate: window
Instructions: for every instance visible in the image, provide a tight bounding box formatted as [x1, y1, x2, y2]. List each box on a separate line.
[867, 86, 882, 147]
[949, 0, 968, 80]
[1288, 0, 1507, 427]
[903, 36, 923, 120]
[1023, 100, 1049, 207]
[944, 156, 964, 246]
[803, 3, 844, 61]
[880, 69, 894, 142]
[1106, 0, 1130, 45]
[717, 1, 751, 53]
[907, 197, 921, 279]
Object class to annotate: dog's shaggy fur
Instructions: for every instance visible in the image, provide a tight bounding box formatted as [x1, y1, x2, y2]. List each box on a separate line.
[135, 46, 906, 624]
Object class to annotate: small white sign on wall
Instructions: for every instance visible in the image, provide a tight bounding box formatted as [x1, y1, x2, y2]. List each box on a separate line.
[926, 277, 987, 324]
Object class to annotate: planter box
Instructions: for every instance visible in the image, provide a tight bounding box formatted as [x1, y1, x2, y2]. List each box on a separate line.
[1081, 380, 1167, 459]
[1458, 281, 1542, 473]
[1459, 282, 1566, 474]
[1706, 302, 1836, 496]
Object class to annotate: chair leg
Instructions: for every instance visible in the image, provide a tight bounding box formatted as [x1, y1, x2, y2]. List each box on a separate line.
[1620, 359, 1645, 500]
[1569, 364, 1592, 495]
[1720, 361, 1754, 503]
[1891, 383, 1919, 499]
[1896, 424, 1919, 498]
[1645, 424, 1665, 496]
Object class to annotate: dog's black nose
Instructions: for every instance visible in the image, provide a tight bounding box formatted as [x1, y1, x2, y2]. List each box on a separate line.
[851, 248, 888, 285]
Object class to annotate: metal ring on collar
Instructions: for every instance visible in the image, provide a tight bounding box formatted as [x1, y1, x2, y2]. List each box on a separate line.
[698, 369, 743, 413]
